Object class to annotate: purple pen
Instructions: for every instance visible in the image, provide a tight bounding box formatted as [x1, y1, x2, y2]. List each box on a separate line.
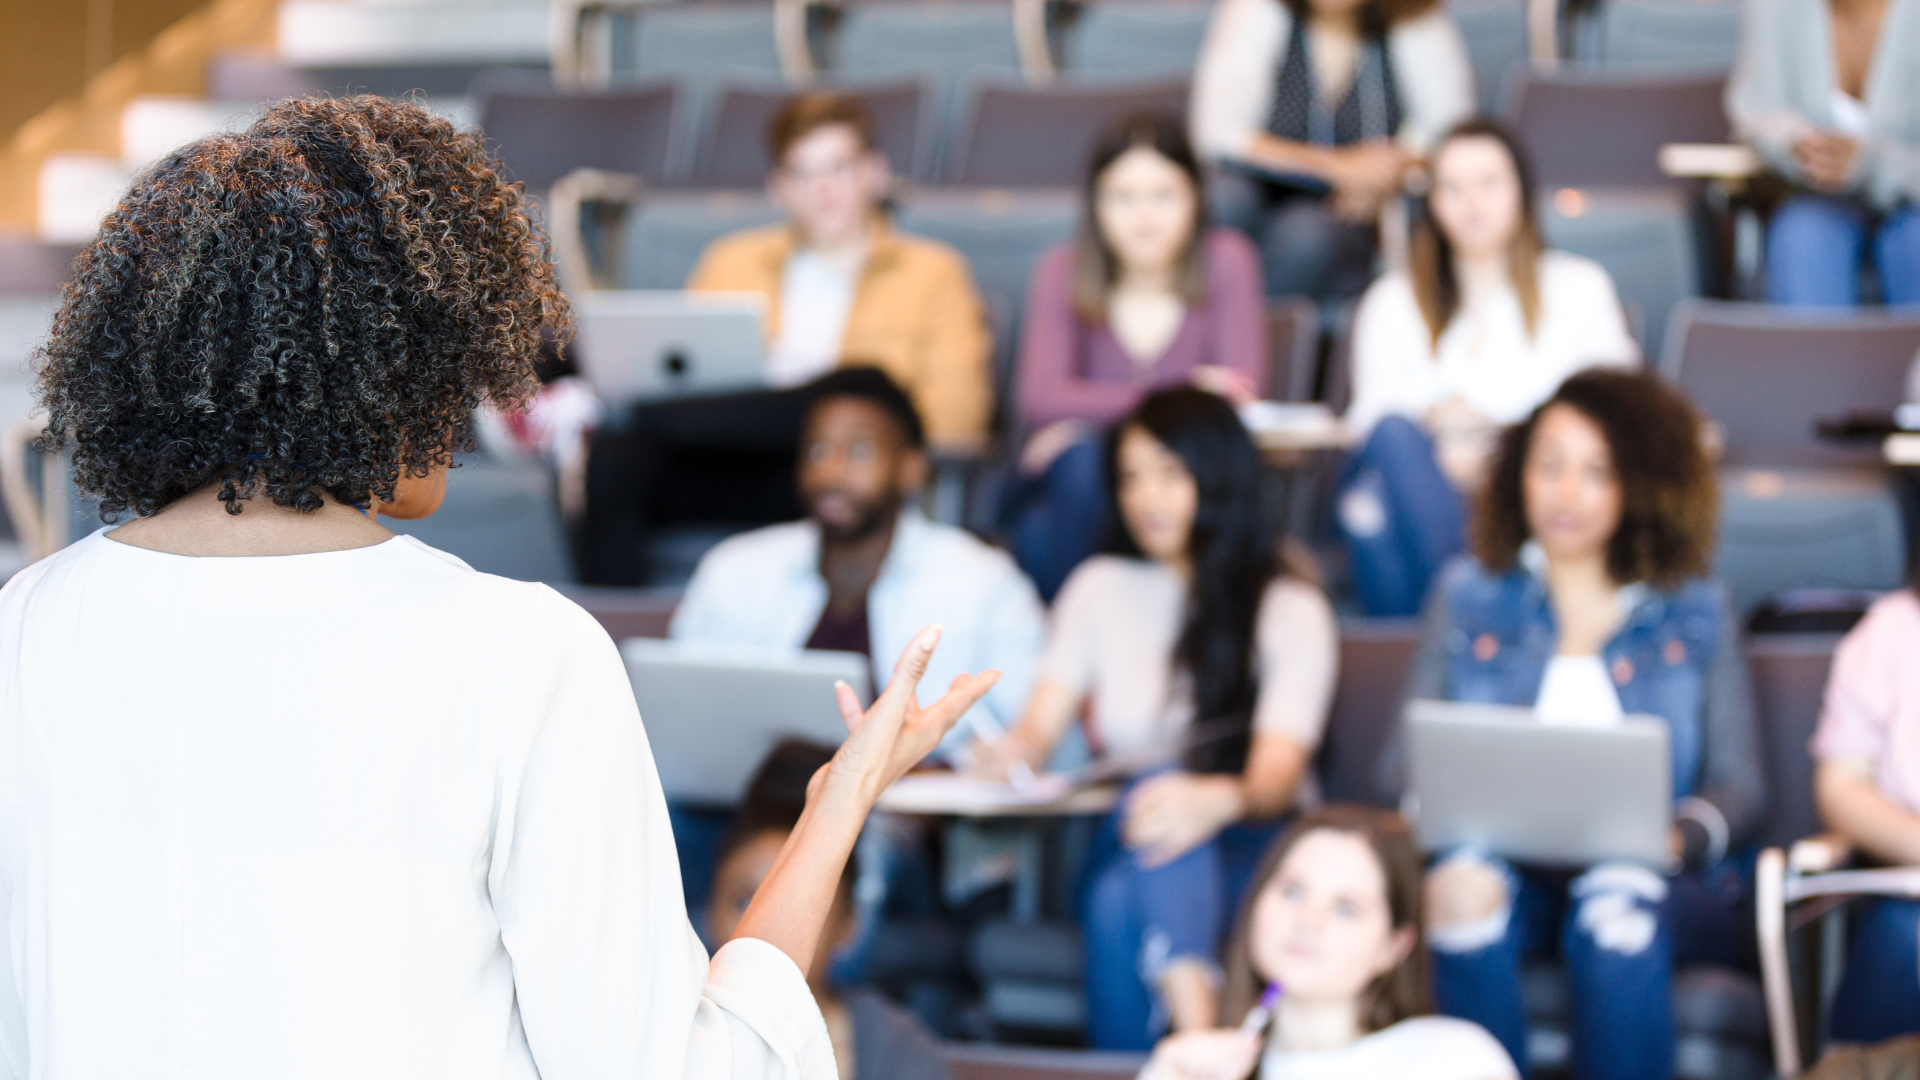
[1236, 983, 1284, 1036]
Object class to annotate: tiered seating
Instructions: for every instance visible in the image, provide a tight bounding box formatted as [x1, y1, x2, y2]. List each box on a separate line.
[947, 79, 1189, 185]
[1059, 0, 1214, 80]
[695, 79, 931, 185]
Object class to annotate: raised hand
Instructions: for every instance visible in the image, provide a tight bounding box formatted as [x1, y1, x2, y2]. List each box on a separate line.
[824, 626, 1001, 806]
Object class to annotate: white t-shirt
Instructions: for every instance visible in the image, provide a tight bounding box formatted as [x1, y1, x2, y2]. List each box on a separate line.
[1343, 251, 1640, 438]
[0, 530, 834, 1080]
[1039, 556, 1339, 762]
[1535, 655, 1626, 727]
[1259, 1017, 1519, 1080]
[767, 248, 859, 387]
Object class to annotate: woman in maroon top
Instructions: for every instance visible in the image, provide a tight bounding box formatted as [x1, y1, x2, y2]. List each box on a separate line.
[1001, 112, 1268, 599]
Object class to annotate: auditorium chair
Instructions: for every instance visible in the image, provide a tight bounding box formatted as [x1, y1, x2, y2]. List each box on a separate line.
[830, 2, 1026, 176]
[941, 1042, 1146, 1080]
[944, 78, 1190, 186]
[1664, 301, 1920, 619]
[1508, 69, 1730, 190]
[1059, 0, 1213, 80]
[1540, 186, 1699, 356]
[616, 191, 785, 290]
[1265, 297, 1320, 403]
[619, 3, 791, 177]
[472, 74, 678, 191]
[1592, 0, 1743, 72]
[1448, 0, 1529, 117]
[693, 78, 932, 185]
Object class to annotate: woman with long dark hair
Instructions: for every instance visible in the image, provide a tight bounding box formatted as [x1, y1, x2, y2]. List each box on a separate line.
[979, 388, 1338, 1050]
[0, 96, 996, 1078]
[1003, 112, 1266, 600]
[1338, 119, 1638, 616]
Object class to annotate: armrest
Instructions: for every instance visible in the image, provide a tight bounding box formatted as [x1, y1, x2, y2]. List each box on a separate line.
[547, 168, 645, 293]
[1790, 832, 1856, 876]
[1658, 143, 1762, 181]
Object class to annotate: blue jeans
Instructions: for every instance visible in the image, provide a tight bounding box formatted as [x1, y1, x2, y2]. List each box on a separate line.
[1429, 856, 1746, 1080]
[1337, 416, 1467, 617]
[1079, 780, 1283, 1051]
[1767, 195, 1920, 306]
[1830, 898, 1920, 1043]
[1000, 436, 1107, 603]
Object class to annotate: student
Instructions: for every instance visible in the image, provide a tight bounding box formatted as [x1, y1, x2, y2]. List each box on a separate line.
[1190, 0, 1473, 298]
[671, 367, 1043, 740]
[576, 93, 992, 584]
[1727, 0, 1920, 306]
[1, 96, 997, 1079]
[1398, 369, 1766, 1080]
[708, 741, 957, 1080]
[979, 387, 1339, 1051]
[1004, 112, 1267, 601]
[1140, 806, 1516, 1080]
[1809, 583, 1920, 1042]
[1339, 120, 1638, 616]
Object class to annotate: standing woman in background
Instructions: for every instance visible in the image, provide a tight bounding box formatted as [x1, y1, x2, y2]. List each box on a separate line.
[1189, 0, 1473, 299]
[1004, 113, 1267, 600]
[1338, 120, 1638, 616]
[980, 388, 1338, 1051]
[1727, 0, 1920, 306]
[0, 97, 995, 1080]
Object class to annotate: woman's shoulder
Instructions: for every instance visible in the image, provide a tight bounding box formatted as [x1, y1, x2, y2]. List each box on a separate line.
[1362, 1017, 1518, 1078]
[1055, 554, 1173, 610]
[1537, 249, 1621, 298]
[1258, 574, 1336, 629]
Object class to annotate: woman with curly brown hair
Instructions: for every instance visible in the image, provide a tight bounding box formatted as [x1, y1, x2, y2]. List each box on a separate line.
[1386, 369, 1765, 1080]
[0, 96, 994, 1079]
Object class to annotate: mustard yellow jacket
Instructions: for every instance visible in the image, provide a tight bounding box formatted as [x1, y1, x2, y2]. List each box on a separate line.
[686, 222, 993, 442]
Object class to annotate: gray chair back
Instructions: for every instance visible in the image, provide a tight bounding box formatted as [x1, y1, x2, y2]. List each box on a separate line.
[624, 4, 788, 177]
[942, 1044, 1148, 1080]
[1062, 1, 1213, 79]
[1662, 300, 1920, 467]
[1448, 0, 1528, 117]
[694, 78, 931, 185]
[385, 458, 574, 583]
[474, 77, 678, 190]
[1749, 635, 1841, 850]
[831, 3, 1024, 174]
[1316, 619, 1422, 807]
[947, 78, 1189, 186]
[1540, 187, 1698, 358]
[1597, 0, 1743, 72]
[1508, 69, 1729, 188]
[617, 191, 784, 290]
[1265, 297, 1319, 402]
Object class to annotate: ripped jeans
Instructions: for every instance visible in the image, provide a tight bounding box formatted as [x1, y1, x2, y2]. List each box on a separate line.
[1078, 791, 1282, 1050]
[1428, 854, 1745, 1080]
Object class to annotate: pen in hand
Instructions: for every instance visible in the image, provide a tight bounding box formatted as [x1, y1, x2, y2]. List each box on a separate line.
[964, 710, 1040, 793]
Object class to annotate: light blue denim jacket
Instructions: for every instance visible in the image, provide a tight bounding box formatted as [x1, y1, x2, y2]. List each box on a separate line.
[1388, 554, 1767, 866]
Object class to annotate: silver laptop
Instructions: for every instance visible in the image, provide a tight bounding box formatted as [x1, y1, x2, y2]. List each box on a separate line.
[573, 290, 767, 405]
[1404, 699, 1672, 867]
[623, 639, 872, 805]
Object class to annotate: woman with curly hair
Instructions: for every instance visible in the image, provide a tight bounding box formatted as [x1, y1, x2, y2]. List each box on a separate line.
[0, 96, 995, 1079]
[1387, 369, 1765, 1080]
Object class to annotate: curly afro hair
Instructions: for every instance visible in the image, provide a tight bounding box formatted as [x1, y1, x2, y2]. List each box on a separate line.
[1474, 367, 1718, 590]
[34, 95, 569, 519]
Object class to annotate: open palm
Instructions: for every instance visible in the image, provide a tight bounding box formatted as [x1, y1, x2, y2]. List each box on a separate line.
[829, 626, 1001, 805]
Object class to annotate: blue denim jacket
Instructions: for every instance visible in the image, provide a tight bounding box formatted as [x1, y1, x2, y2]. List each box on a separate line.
[1397, 555, 1766, 860]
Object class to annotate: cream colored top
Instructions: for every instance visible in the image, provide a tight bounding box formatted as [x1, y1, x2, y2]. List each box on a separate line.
[1040, 555, 1339, 762]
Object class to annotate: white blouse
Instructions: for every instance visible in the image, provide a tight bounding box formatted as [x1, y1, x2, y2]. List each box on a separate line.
[1343, 251, 1641, 438]
[1039, 556, 1339, 763]
[0, 530, 834, 1080]
[1258, 1016, 1518, 1080]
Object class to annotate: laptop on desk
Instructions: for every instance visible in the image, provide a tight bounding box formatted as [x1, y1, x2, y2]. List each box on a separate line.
[623, 639, 872, 805]
[574, 290, 767, 407]
[1404, 698, 1672, 867]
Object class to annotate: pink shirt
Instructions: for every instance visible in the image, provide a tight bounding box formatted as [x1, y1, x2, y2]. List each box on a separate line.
[1015, 229, 1267, 430]
[1811, 590, 1920, 814]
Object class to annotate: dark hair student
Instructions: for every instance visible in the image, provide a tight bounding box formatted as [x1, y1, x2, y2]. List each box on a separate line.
[2, 95, 996, 1080]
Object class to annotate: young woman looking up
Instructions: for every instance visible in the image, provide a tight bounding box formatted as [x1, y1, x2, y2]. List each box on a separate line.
[1191, 0, 1474, 298]
[1004, 112, 1266, 600]
[1338, 120, 1638, 616]
[1396, 369, 1765, 1080]
[0, 96, 996, 1080]
[980, 388, 1338, 1050]
[1140, 806, 1515, 1080]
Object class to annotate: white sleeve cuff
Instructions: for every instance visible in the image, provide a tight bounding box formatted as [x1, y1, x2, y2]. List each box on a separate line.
[703, 937, 836, 1079]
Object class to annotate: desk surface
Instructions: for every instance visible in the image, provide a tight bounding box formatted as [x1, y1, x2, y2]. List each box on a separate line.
[876, 772, 1121, 817]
